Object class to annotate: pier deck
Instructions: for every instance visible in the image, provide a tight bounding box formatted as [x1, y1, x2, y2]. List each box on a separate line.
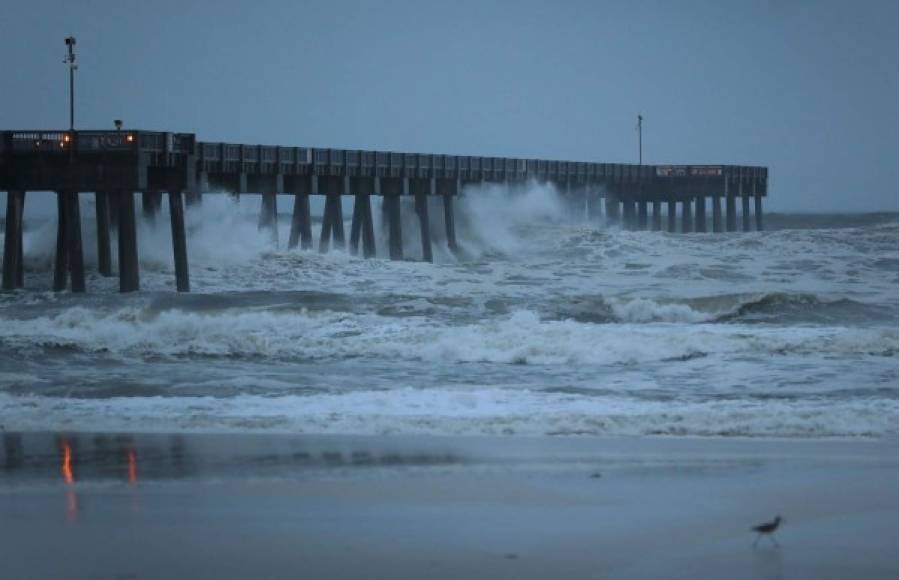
[1, 129, 768, 293]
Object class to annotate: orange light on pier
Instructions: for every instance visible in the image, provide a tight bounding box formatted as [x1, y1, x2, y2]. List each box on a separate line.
[126, 133, 134, 143]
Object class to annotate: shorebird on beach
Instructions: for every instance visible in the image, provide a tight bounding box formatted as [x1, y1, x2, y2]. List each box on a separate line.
[752, 515, 782, 546]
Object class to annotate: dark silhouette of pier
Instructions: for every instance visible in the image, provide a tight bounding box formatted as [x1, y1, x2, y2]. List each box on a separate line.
[0, 129, 768, 293]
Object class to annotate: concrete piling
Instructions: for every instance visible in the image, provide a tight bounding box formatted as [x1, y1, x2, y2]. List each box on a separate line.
[637, 201, 649, 230]
[443, 194, 458, 254]
[385, 195, 403, 260]
[318, 195, 345, 253]
[2, 190, 24, 290]
[288, 193, 313, 250]
[754, 194, 764, 231]
[117, 192, 140, 293]
[259, 192, 279, 246]
[667, 200, 677, 233]
[695, 197, 707, 233]
[651, 201, 662, 231]
[52, 193, 68, 292]
[95, 191, 112, 277]
[141, 192, 162, 223]
[169, 190, 190, 292]
[712, 195, 723, 233]
[742, 194, 752, 232]
[681, 198, 694, 233]
[725, 180, 737, 232]
[414, 193, 433, 263]
[604, 197, 621, 226]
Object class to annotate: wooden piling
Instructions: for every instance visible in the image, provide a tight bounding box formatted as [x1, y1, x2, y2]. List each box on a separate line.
[288, 194, 313, 250]
[443, 194, 458, 254]
[117, 192, 140, 293]
[385, 195, 403, 260]
[651, 201, 662, 231]
[712, 195, 723, 233]
[415, 193, 433, 263]
[2, 190, 24, 290]
[169, 190, 190, 292]
[61, 191, 86, 293]
[95, 191, 112, 277]
[667, 200, 677, 233]
[637, 201, 649, 230]
[52, 192, 68, 292]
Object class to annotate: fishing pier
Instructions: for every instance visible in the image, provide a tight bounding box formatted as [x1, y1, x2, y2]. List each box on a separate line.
[1, 129, 768, 293]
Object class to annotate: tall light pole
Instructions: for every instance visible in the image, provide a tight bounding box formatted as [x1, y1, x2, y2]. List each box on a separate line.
[637, 114, 643, 165]
[64, 36, 77, 131]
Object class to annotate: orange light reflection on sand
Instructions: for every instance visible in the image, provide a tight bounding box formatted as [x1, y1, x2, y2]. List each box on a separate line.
[60, 438, 78, 522]
[61, 439, 74, 485]
[128, 449, 138, 485]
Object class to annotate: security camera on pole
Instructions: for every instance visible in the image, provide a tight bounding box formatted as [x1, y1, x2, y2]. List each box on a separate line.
[64, 36, 77, 131]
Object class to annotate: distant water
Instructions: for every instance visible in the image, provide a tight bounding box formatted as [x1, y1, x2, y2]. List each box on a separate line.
[1, 185, 897, 438]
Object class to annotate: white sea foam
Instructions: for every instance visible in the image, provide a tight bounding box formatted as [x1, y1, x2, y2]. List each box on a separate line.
[3, 389, 897, 438]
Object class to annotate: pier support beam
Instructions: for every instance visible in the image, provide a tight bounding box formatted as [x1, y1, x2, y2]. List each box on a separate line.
[53, 193, 68, 292]
[95, 191, 112, 277]
[288, 194, 313, 250]
[349, 194, 377, 258]
[651, 201, 662, 231]
[637, 201, 648, 230]
[622, 200, 636, 230]
[259, 192, 279, 246]
[604, 197, 620, 226]
[681, 199, 694, 233]
[2, 190, 25, 290]
[117, 192, 140, 293]
[754, 194, 764, 231]
[741, 194, 751, 232]
[414, 193, 433, 262]
[712, 196, 723, 233]
[60, 192, 86, 293]
[384, 195, 403, 260]
[318, 195, 345, 253]
[169, 190, 190, 292]
[725, 180, 737, 232]
[695, 197, 707, 233]
[443, 194, 458, 254]
[667, 200, 677, 233]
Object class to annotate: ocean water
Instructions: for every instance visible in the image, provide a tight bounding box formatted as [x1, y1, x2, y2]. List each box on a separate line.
[1, 185, 897, 439]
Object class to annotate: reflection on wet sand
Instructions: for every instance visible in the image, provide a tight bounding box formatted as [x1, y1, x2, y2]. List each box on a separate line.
[1, 432, 462, 486]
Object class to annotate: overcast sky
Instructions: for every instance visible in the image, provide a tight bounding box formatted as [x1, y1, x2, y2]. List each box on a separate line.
[1, 0, 897, 211]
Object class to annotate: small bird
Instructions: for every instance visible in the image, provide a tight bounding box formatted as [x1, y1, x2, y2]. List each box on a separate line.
[752, 515, 782, 546]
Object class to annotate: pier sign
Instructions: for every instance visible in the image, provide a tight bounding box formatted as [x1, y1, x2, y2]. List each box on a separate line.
[656, 166, 688, 177]
[690, 166, 723, 176]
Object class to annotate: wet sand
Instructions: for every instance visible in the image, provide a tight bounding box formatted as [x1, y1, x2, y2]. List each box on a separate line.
[1, 433, 898, 579]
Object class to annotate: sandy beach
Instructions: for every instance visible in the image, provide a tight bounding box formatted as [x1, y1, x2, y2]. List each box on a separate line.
[1, 432, 897, 579]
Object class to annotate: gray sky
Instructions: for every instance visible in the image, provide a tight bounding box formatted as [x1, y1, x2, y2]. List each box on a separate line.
[1, 0, 897, 212]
